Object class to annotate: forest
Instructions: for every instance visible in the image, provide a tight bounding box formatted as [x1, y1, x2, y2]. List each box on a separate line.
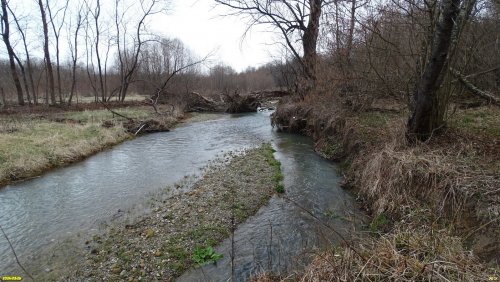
[0, 0, 499, 280]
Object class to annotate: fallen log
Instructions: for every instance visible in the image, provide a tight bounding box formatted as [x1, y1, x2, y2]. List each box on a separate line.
[450, 67, 500, 107]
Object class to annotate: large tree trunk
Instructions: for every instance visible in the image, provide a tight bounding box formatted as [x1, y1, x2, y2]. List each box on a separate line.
[406, 0, 462, 142]
[299, 0, 322, 98]
[38, 0, 55, 105]
[1, 0, 24, 106]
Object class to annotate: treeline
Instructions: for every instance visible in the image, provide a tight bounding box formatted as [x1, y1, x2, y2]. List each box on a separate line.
[0, 0, 286, 106]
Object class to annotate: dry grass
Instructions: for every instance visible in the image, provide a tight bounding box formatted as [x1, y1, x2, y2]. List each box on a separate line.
[350, 107, 500, 223]
[252, 214, 496, 281]
[0, 107, 158, 186]
[300, 218, 493, 281]
[0, 118, 128, 186]
[271, 99, 499, 280]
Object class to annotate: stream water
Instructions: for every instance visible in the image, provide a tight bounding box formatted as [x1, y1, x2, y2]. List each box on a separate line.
[0, 112, 364, 279]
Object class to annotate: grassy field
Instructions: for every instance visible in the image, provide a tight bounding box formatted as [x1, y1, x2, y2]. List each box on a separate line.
[0, 106, 156, 186]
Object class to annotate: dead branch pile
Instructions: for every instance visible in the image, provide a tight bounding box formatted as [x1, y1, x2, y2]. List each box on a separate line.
[123, 116, 175, 135]
[224, 92, 261, 113]
[153, 91, 220, 112]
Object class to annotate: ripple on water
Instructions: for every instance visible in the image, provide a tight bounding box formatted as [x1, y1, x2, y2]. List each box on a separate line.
[0, 112, 274, 273]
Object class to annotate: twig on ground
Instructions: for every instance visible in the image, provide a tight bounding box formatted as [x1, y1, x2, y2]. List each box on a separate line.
[0, 224, 34, 280]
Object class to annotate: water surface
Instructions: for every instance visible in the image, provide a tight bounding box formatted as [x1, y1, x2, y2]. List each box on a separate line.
[0, 112, 364, 280]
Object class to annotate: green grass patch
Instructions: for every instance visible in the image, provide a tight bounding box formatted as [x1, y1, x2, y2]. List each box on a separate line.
[275, 183, 285, 193]
[358, 112, 393, 128]
[369, 213, 390, 233]
[324, 140, 343, 157]
[261, 143, 285, 194]
[450, 107, 500, 137]
[192, 246, 223, 266]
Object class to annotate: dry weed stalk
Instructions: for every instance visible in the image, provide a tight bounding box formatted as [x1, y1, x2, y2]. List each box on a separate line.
[300, 217, 490, 281]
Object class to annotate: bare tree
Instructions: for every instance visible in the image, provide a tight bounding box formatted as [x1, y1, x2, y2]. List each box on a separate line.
[406, 0, 463, 141]
[114, 0, 169, 102]
[46, 0, 70, 104]
[215, 0, 324, 98]
[37, 0, 56, 105]
[8, 5, 38, 104]
[89, 0, 105, 102]
[68, 4, 86, 105]
[1, 0, 24, 105]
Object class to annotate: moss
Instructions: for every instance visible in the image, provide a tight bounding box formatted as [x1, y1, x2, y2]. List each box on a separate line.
[323, 140, 343, 158]
[338, 158, 352, 174]
[369, 213, 390, 233]
[261, 143, 285, 194]
[275, 183, 285, 193]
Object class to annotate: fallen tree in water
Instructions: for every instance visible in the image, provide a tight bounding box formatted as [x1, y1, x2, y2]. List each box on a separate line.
[224, 91, 261, 113]
[225, 90, 290, 113]
[153, 89, 290, 114]
[151, 91, 221, 113]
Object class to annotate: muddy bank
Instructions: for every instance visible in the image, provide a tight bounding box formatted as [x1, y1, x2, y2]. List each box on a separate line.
[270, 98, 499, 279]
[31, 144, 281, 281]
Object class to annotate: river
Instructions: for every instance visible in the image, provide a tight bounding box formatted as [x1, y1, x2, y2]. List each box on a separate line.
[0, 111, 364, 279]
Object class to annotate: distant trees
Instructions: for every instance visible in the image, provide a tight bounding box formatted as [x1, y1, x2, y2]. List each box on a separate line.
[0, 0, 176, 106]
[215, 0, 324, 98]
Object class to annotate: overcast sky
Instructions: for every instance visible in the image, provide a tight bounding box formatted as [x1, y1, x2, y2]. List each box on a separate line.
[150, 0, 280, 72]
[0, 0, 281, 73]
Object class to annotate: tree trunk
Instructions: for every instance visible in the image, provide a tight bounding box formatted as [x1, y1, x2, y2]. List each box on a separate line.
[1, 87, 5, 107]
[47, 0, 66, 104]
[13, 53, 31, 104]
[1, 0, 24, 106]
[38, 0, 56, 105]
[68, 11, 83, 105]
[406, 0, 462, 142]
[346, 0, 356, 61]
[298, 0, 322, 98]
[8, 3, 37, 104]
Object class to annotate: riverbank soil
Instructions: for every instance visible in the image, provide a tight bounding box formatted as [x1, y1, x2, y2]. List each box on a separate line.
[0, 103, 176, 187]
[269, 95, 499, 280]
[34, 144, 282, 281]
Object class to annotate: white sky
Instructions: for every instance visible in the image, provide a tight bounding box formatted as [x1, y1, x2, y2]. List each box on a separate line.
[150, 0, 280, 72]
[1, 0, 281, 73]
